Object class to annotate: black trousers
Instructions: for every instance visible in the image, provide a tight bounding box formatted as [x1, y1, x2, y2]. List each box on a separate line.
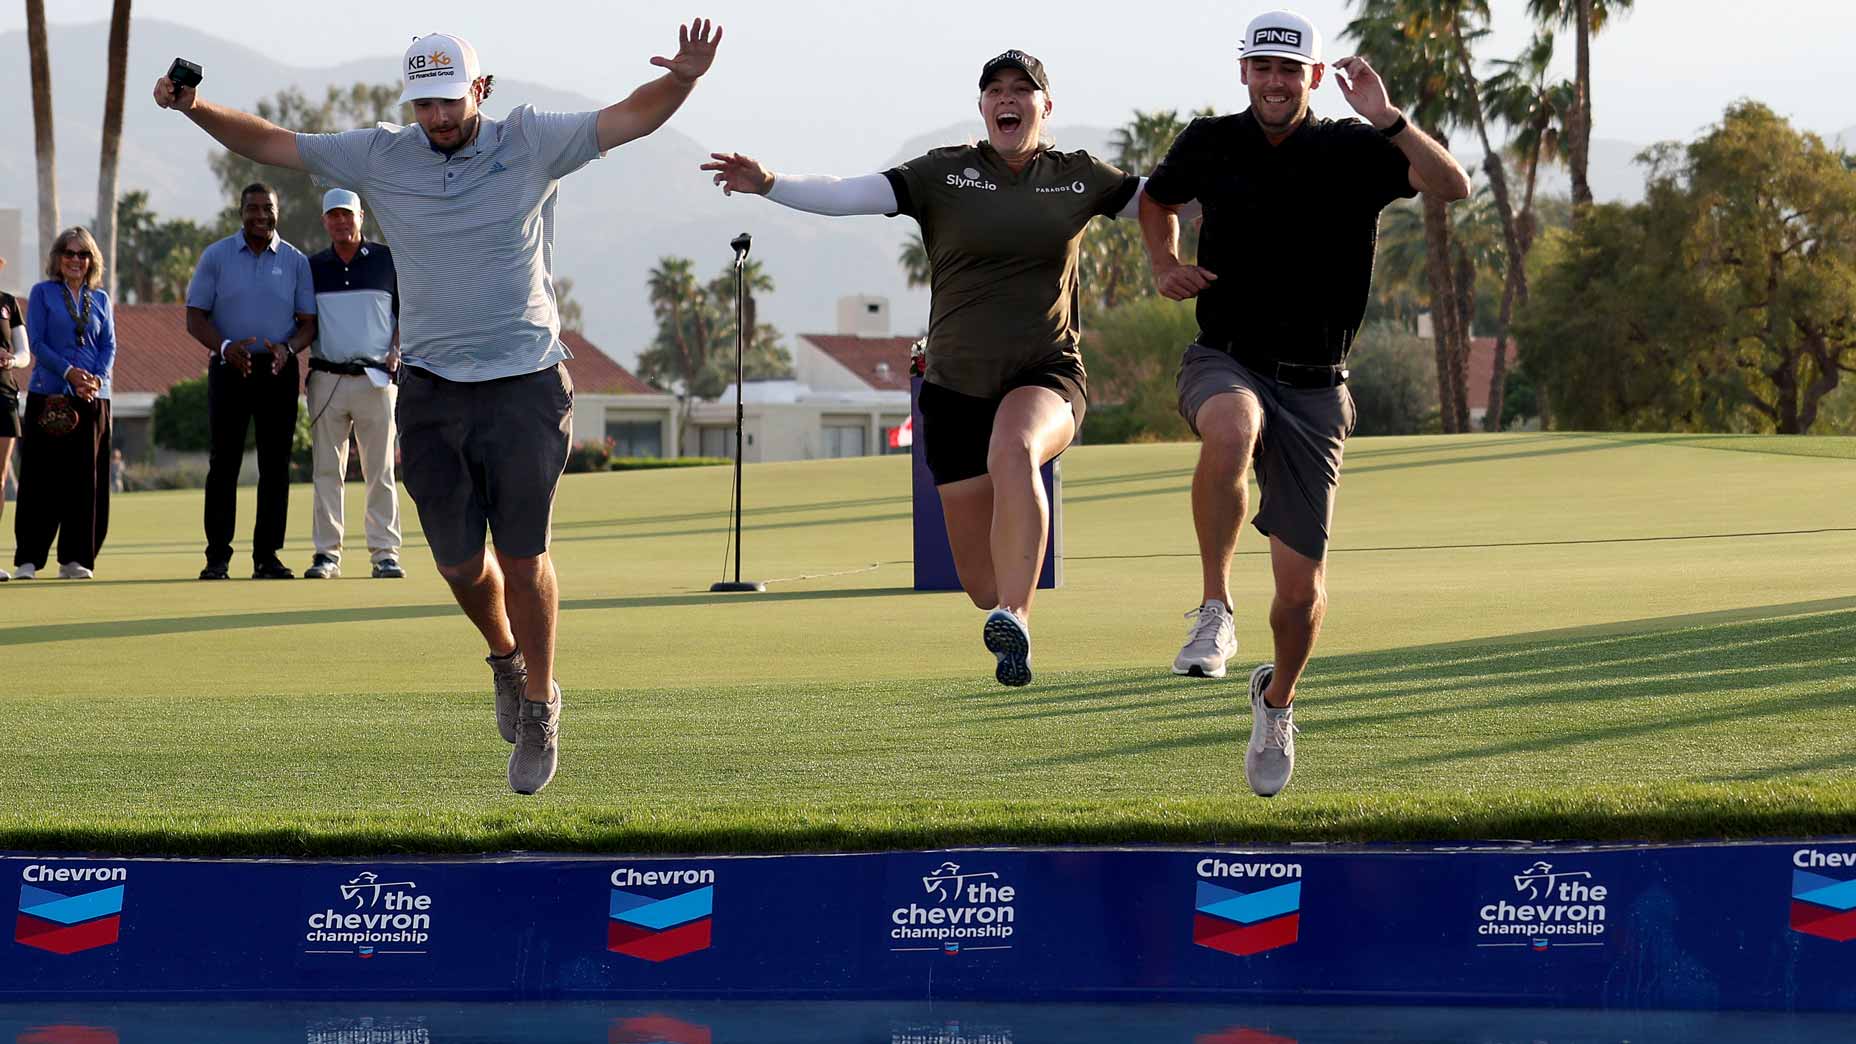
[204, 354, 300, 566]
[14, 393, 112, 570]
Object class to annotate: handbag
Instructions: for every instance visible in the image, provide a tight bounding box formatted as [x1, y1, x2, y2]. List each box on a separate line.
[37, 394, 80, 437]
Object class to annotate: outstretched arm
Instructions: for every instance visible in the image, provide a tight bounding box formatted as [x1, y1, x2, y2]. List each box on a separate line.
[701, 153, 898, 216]
[153, 75, 304, 170]
[1331, 56, 1470, 201]
[597, 19, 722, 152]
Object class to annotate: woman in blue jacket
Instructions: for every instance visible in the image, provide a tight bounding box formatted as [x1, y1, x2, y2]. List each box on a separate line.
[14, 227, 116, 579]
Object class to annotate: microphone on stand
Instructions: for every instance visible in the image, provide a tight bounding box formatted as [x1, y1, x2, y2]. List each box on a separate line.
[730, 232, 752, 265]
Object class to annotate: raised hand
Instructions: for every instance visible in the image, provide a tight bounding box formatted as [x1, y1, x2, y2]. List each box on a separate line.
[700, 152, 774, 196]
[1331, 56, 1399, 129]
[152, 75, 197, 113]
[650, 18, 723, 85]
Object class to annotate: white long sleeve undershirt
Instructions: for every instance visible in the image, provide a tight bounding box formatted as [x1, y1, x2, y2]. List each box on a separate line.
[762, 171, 1183, 222]
[6, 322, 27, 370]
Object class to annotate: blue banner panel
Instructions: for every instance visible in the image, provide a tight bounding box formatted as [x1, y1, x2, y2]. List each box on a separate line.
[4, 842, 1855, 1010]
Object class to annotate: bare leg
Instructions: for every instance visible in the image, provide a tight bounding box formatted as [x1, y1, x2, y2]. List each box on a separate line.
[986, 386, 1076, 620]
[434, 549, 518, 660]
[1263, 536, 1326, 708]
[0, 436, 12, 528]
[1190, 392, 1263, 609]
[937, 475, 998, 611]
[496, 549, 559, 702]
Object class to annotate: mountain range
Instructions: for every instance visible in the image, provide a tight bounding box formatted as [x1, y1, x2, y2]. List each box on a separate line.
[4, 19, 1847, 369]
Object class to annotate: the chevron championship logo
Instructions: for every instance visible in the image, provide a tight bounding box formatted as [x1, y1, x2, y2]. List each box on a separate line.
[15, 864, 128, 955]
[607, 866, 714, 962]
[1193, 857, 1302, 956]
[1791, 848, 1856, 941]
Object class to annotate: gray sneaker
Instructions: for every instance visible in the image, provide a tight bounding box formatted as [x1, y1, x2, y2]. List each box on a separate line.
[487, 650, 527, 744]
[1173, 600, 1237, 678]
[13, 563, 35, 580]
[508, 682, 561, 795]
[304, 554, 340, 579]
[1245, 664, 1299, 798]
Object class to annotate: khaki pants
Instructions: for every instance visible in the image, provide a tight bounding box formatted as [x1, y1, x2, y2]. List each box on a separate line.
[307, 370, 401, 565]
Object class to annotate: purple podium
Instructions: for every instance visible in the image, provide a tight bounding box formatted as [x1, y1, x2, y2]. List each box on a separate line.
[910, 375, 1061, 592]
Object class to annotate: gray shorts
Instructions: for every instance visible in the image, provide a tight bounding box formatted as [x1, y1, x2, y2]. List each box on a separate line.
[1177, 344, 1356, 561]
[397, 363, 574, 566]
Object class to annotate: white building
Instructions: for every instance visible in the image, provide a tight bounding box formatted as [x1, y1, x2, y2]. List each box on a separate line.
[685, 296, 916, 462]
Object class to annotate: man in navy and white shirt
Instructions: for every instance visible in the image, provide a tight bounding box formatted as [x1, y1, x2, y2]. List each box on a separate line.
[155, 18, 724, 795]
[304, 188, 403, 582]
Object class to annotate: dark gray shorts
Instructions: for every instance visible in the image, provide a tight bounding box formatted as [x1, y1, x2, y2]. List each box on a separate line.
[397, 363, 573, 566]
[1177, 344, 1356, 561]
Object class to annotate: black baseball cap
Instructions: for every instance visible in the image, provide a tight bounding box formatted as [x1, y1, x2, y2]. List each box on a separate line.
[979, 50, 1049, 94]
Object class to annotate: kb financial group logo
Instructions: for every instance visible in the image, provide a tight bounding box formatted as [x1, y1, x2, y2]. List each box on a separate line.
[1790, 849, 1856, 942]
[15, 863, 128, 955]
[607, 866, 715, 962]
[1192, 857, 1303, 956]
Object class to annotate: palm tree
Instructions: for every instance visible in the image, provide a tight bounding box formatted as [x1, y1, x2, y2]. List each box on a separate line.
[1526, 0, 1634, 214]
[898, 233, 931, 289]
[1482, 31, 1572, 429]
[25, 0, 58, 259]
[1346, 0, 1477, 432]
[96, 0, 133, 299]
[706, 259, 773, 354]
[647, 257, 709, 388]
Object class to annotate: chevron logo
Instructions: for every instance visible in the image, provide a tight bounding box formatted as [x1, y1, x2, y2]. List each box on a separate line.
[15, 876, 126, 956]
[1791, 866, 1856, 942]
[1193, 879, 1301, 956]
[607, 868, 715, 962]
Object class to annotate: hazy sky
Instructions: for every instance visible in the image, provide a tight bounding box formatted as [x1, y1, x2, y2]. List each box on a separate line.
[8, 0, 1852, 174]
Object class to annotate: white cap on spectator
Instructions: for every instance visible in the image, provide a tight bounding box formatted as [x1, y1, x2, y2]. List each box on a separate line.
[400, 32, 481, 104]
[322, 188, 362, 215]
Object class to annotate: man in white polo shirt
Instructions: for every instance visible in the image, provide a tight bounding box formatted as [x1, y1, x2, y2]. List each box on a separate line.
[304, 188, 403, 581]
[153, 18, 724, 795]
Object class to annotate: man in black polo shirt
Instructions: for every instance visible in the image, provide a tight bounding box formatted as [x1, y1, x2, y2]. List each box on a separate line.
[304, 188, 404, 580]
[1140, 9, 1469, 797]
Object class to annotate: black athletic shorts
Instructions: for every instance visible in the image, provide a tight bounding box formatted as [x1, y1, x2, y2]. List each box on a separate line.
[0, 392, 19, 438]
[396, 363, 573, 566]
[919, 358, 1087, 486]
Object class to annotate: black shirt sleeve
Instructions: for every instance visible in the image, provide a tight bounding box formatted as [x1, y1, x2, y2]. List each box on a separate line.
[1095, 170, 1142, 219]
[883, 161, 927, 220]
[1345, 121, 1418, 208]
[1143, 118, 1206, 207]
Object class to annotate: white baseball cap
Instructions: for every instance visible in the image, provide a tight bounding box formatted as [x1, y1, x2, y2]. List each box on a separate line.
[321, 188, 362, 215]
[400, 32, 481, 104]
[1240, 10, 1322, 65]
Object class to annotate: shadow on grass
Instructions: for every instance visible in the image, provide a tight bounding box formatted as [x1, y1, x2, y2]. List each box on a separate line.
[1016, 597, 1856, 770]
[0, 585, 924, 645]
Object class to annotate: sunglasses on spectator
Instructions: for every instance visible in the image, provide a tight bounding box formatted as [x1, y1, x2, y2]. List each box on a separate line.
[58, 249, 91, 259]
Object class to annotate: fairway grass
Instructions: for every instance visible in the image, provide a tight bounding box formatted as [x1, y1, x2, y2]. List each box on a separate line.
[4, 433, 1853, 855]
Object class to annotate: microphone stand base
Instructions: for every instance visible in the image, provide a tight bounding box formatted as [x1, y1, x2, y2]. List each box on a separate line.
[709, 580, 767, 593]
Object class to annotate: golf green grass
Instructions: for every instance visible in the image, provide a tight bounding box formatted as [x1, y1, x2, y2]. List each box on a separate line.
[3, 432, 1852, 856]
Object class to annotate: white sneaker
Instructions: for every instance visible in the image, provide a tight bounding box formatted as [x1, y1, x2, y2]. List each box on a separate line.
[983, 608, 1032, 687]
[58, 562, 94, 580]
[0, 567, 10, 581]
[1245, 664, 1299, 798]
[1173, 600, 1237, 678]
[13, 562, 36, 580]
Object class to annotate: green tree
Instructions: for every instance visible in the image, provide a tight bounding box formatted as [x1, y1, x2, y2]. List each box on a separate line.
[113, 190, 220, 303]
[152, 375, 213, 451]
[1077, 107, 1215, 320]
[1082, 296, 1198, 443]
[555, 276, 584, 333]
[1348, 321, 1440, 435]
[635, 256, 792, 399]
[1516, 103, 1856, 434]
[210, 83, 405, 251]
[95, 0, 133, 299]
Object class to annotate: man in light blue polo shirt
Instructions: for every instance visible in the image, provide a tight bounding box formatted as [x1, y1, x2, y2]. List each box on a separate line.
[185, 182, 317, 581]
[154, 18, 724, 795]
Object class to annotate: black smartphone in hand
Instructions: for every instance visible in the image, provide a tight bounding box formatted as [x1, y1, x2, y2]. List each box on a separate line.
[167, 58, 203, 89]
